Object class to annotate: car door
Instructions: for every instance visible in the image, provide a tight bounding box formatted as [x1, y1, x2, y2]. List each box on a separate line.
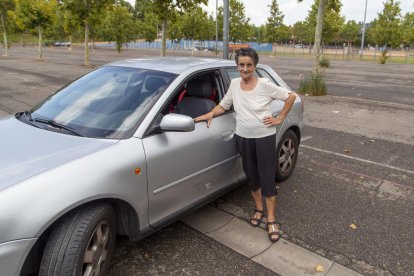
[142, 70, 239, 228]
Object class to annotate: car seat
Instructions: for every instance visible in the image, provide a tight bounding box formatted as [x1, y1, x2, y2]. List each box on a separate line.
[171, 80, 216, 119]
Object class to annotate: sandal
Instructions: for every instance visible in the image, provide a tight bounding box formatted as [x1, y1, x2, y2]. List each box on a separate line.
[267, 221, 280, 242]
[250, 209, 264, 227]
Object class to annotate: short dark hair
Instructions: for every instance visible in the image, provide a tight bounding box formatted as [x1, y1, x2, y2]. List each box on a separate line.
[235, 47, 259, 66]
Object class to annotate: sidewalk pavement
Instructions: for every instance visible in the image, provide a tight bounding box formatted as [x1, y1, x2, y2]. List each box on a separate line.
[180, 205, 362, 276]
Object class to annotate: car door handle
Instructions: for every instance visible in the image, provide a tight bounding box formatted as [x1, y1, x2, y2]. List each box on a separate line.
[222, 130, 234, 141]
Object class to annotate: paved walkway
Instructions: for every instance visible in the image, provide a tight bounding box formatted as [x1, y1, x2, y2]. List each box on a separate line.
[181, 205, 362, 276]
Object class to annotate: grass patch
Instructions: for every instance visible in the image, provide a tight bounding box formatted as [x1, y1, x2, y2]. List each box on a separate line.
[319, 57, 330, 67]
[298, 70, 327, 96]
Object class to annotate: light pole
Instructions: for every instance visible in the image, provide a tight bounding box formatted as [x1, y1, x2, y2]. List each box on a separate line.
[360, 0, 368, 61]
[223, 0, 229, 59]
[215, 0, 218, 53]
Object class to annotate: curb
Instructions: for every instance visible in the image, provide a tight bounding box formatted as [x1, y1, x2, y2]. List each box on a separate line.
[180, 205, 362, 276]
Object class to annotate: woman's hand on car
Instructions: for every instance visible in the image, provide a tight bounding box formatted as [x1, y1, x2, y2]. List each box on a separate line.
[194, 112, 214, 128]
[263, 116, 284, 127]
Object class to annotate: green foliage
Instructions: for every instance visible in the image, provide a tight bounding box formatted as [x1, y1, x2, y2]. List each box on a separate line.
[140, 12, 157, 43]
[265, 0, 284, 43]
[403, 12, 414, 45]
[319, 57, 330, 67]
[167, 16, 183, 45]
[379, 49, 388, 64]
[217, 0, 252, 43]
[305, 0, 345, 44]
[292, 21, 310, 44]
[298, 70, 327, 96]
[372, 0, 403, 48]
[101, 6, 134, 53]
[11, 0, 57, 30]
[364, 19, 377, 46]
[340, 20, 360, 45]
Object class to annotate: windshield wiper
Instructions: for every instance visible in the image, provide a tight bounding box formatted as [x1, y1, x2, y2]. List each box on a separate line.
[17, 110, 41, 128]
[34, 118, 84, 137]
[24, 110, 33, 121]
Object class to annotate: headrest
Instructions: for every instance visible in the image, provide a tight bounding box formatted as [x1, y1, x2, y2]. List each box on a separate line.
[186, 80, 212, 98]
[145, 77, 167, 92]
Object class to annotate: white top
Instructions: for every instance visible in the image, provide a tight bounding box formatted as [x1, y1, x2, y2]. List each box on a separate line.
[219, 78, 291, 139]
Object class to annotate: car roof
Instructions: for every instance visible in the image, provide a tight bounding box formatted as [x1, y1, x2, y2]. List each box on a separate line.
[105, 57, 237, 74]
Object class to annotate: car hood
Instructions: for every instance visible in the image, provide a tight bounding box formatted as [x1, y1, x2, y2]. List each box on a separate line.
[0, 116, 118, 191]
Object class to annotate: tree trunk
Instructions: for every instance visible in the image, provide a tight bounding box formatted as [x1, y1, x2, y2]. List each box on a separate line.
[172, 41, 174, 53]
[161, 18, 167, 57]
[20, 32, 23, 47]
[85, 20, 90, 66]
[192, 38, 195, 57]
[69, 35, 72, 50]
[1, 14, 9, 56]
[91, 37, 94, 52]
[312, 0, 326, 73]
[38, 23, 42, 59]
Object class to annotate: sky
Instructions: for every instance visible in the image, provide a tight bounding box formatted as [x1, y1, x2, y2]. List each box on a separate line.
[204, 0, 413, 27]
[127, 0, 413, 27]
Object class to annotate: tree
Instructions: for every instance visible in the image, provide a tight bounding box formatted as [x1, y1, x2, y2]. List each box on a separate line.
[137, 0, 207, 57]
[403, 12, 414, 49]
[167, 16, 183, 52]
[103, 6, 134, 53]
[292, 21, 311, 45]
[63, 10, 79, 50]
[64, 0, 113, 66]
[265, 0, 284, 43]
[372, 0, 403, 50]
[340, 20, 360, 47]
[0, 0, 14, 56]
[181, 6, 205, 57]
[140, 12, 157, 46]
[277, 24, 292, 43]
[10, 0, 58, 59]
[217, 0, 252, 44]
[363, 19, 377, 46]
[302, 0, 343, 73]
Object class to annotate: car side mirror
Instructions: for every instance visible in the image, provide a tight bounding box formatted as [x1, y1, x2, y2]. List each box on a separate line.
[159, 113, 195, 132]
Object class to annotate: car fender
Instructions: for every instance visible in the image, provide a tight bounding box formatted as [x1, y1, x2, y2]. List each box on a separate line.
[0, 137, 148, 243]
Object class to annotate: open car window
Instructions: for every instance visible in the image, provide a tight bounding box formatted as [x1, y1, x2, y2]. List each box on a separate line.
[26, 66, 177, 139]
[225, 67, 259, 81]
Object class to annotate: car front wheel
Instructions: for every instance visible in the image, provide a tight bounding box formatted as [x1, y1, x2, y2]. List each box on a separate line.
[39, 202, 116, 276]
[275, 130, 299, 181]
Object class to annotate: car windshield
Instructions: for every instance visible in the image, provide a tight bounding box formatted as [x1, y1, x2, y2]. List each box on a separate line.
[28, 66, 177, 139]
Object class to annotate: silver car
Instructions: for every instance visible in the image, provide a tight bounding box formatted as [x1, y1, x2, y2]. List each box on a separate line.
[0, 58, 305, 276]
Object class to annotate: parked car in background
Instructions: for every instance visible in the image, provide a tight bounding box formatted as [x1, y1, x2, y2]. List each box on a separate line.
[0, 58, 304, 276]
[294, 44, 303, 48]
[59, 41, 71, 47]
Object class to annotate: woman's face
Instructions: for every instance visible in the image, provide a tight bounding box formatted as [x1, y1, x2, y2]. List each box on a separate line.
[237, 56, 256, 80]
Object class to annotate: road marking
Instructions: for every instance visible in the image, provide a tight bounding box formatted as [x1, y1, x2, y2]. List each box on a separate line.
[329, 95, 414, 109]
[311, 160, 414, 191]
[300, 144, 414, 175]
[300, 136, 313, 142]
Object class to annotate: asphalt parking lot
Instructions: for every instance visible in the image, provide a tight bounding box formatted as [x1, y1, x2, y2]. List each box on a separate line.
[1, 46, 413, 275]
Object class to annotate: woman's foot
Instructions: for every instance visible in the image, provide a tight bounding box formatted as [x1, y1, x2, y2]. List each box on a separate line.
[267, 221, 280, 242]
[250, 209, 264, 227]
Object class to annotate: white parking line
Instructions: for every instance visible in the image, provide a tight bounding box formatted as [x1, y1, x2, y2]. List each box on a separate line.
[300, 144, 414, 175]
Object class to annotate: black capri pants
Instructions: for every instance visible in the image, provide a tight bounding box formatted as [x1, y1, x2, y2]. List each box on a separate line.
[235, 134, 277, 197]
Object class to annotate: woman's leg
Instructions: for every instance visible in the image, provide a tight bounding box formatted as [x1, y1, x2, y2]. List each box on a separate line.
[236, 135, 263, 225]
[265, 196, 279, 240]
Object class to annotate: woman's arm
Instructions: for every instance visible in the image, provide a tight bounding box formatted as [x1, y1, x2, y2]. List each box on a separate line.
[263, 93, 297, 127]
[194, 104, 226, 128]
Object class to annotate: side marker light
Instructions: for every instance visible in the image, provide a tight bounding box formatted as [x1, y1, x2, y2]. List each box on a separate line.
[135, 168, 141, 175]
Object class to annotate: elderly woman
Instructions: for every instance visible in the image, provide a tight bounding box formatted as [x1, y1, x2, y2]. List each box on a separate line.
[194, 48, 296, 242]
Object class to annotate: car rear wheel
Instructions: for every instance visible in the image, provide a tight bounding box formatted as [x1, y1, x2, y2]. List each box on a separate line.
[275, 130, 299, 182]
[39, 202, 116, 276]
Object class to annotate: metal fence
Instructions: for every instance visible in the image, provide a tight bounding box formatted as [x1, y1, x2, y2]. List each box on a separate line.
[96, 40, 414, 65]
[270, 44, 414, 64]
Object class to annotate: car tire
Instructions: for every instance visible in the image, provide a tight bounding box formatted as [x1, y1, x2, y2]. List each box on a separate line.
[39, 202, 116, 276]
[275, 130, 299, 182]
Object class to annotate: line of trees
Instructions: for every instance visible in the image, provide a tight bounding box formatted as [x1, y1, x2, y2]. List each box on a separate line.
[1, 0, 413, 63]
